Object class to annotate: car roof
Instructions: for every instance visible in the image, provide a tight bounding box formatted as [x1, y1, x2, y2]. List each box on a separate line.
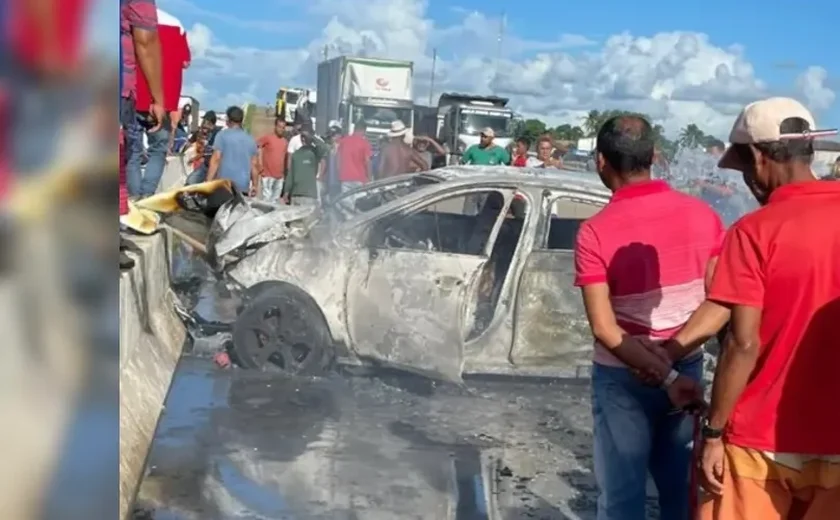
[417, 165, 610, 195]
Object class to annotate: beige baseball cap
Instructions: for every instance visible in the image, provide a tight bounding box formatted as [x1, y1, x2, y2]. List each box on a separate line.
[480, 127, 495, 138]
[719, 97, 837, 170]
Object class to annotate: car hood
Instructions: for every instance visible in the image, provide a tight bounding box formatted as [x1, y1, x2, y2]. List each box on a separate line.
[209, 197, 317, 266]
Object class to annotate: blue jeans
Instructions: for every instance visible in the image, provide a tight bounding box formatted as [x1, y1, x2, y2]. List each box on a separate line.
[186, 164, 207, 185]
[591, 354, 703, 520]
[140, 126, 169, 196]
[120, 96, 169, 197]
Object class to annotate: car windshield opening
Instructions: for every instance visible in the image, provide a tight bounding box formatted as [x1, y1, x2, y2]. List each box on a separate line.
[330, 175, 441, 221]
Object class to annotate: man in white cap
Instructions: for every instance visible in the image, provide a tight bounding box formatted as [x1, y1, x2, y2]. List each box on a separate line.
[647, 97, 840, 519]
[462, 127, 510, 166]
[377, 120, 426, 178]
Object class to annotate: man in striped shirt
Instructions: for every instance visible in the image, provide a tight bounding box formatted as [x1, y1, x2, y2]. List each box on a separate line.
[575, 115, 724, 519]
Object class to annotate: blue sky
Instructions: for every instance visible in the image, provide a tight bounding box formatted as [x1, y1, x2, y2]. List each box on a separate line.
[152, 0, 838, 137]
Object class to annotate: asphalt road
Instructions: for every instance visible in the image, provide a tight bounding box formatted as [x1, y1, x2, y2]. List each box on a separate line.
[131, 355, 674, 520]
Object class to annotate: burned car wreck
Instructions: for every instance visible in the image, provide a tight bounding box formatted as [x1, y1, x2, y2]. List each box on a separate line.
[170, 167, 613, 381]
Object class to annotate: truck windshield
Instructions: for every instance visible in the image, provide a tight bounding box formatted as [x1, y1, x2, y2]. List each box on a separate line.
[285, 91, 300, 105]
[459, 113, 511, 137]
[353, 106, 412, 129]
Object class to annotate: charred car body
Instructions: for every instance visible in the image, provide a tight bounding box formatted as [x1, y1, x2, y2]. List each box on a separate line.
[185, 166, 612, 382]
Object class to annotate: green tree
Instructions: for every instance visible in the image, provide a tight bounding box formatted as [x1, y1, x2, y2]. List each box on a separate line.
[515, 118, 547, 144]
[678, 123, 706, 149]
[582, 110, 602, 136]
[551, 123, 585, 142]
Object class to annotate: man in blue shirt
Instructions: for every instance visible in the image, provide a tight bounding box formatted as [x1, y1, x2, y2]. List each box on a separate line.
[206, 106, 258, 195]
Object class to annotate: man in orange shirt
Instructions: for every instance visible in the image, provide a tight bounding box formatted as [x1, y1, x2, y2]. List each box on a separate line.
[656, 97, 840, 519]
[256, 117, 288, 202]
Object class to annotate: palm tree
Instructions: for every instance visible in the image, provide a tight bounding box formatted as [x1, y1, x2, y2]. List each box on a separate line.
[583, 110, 602, 137]
[678, 124, 706, 149]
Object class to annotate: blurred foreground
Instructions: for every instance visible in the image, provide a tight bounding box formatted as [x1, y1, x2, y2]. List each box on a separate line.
[0, 1, 119, 517]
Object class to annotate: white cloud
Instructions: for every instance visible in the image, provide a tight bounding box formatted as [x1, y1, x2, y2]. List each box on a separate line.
[795, 66, 836, 112]
[182, 0, 837, 138]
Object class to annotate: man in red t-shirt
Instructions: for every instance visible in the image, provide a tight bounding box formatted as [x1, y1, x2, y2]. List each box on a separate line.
[574, 115, 723, 519]
[660, 97, 840, 519]
[256, 118, 288, 202]
[337, 119, 372, 192]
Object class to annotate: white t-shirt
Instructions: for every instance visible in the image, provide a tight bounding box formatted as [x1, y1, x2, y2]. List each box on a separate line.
[525, 156, 542, 167]
[287, 134, 302, 155]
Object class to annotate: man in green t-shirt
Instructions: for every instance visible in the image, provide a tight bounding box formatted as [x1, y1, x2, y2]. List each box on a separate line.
[461, 127, 511, 166]
[281, 129, 324, 206]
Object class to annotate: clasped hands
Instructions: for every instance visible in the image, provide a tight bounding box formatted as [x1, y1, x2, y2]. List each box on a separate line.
[630, 338, 706, 412]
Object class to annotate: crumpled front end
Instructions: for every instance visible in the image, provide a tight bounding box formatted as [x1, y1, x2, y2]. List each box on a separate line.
[207, 196, 318, 271]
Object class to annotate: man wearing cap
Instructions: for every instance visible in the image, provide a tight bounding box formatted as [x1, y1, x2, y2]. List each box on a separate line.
[378, 120, 426, 178]
[462, 128, 510, 166]
[281, 127, 325, 206]
[321, 121, 343, 202]
[651, 97, 840, 519]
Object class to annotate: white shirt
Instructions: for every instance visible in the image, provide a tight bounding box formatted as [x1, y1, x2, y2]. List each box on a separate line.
[287, 134, 302, 155]
[525, 156, 542, 167]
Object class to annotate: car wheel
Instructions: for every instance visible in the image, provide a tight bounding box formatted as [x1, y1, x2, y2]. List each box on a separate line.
[231, 282, 334, 375]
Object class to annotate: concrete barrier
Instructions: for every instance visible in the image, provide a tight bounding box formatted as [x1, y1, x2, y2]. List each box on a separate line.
[119, 231, 186, 519]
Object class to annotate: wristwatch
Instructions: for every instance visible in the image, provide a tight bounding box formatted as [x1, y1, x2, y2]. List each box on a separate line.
[701, 418, 724, 440]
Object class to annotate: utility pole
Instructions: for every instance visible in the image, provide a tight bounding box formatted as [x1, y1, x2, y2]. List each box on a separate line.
[493, 13, 505, 94]
[429, 48, 437, 106]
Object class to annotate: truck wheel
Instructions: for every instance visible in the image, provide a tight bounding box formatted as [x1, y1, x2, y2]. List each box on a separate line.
[231, 282, 334, 375]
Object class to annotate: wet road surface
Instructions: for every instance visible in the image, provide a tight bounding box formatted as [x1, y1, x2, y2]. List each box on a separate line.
[133, 356, 667, 520]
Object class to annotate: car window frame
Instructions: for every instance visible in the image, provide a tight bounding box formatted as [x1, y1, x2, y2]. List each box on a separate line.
[366, 186, 517, 258]
[534, 190, 607, 251]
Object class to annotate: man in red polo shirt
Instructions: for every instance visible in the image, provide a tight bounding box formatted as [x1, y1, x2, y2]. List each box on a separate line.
[659, 97, 840, 519]
[574, 115, 723, 519]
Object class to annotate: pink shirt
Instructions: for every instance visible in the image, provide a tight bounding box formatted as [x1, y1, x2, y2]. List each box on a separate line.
[574, 180, 724, 367]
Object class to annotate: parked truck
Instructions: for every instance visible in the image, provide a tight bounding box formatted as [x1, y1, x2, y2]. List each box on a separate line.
[316, 56, 414, 145]
[436, 93, 514, 164]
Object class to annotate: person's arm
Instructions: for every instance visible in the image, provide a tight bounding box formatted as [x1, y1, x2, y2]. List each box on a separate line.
[205, 132, 224, 181]
[702, 226, 765, 431]
[255, 136, 266, 174]
[575, 224, 671, 380]
[281, 156, 294, 199]
[420, 136, 446, 156]
[461, 146, 472, 165]
[499, 146, 511, 165]
[127, 1, 163, 106]
[250, 155, 260, 195]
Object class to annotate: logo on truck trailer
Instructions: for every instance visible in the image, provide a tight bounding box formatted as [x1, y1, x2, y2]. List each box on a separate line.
[375, 77, 391, 91]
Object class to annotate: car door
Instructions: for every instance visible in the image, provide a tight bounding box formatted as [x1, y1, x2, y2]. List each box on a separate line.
[509, 192, 605, 377]
[345, 188, 512, 382]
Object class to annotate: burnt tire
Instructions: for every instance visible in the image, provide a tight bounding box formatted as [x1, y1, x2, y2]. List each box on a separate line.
[231, 282, 334, 375]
